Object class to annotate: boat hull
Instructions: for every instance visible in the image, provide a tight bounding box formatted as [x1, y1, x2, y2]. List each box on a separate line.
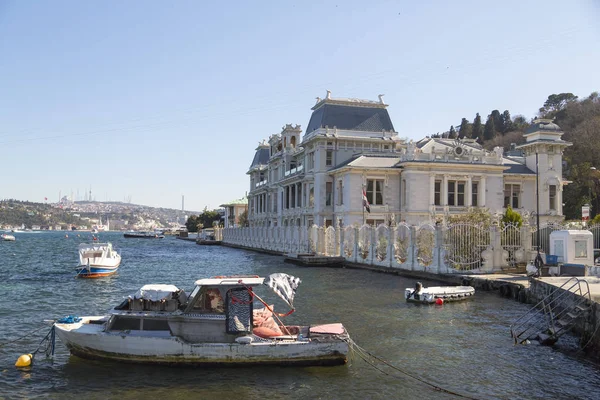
[405, 286, 475, 304]
[54, 318, 349, 366]
[75, 264, 120, 278]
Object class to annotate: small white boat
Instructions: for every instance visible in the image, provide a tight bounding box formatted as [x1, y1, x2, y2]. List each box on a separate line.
[405, 282, 475, 304]
[1, 234, 16, 241]
[75, 242, 121, 278]
[54, 273, 350, 366]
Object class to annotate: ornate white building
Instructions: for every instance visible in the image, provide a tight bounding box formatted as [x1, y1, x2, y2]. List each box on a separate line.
[246, 93, 571, 228]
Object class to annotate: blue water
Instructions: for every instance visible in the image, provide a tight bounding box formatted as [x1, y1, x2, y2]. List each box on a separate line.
[1, 231, 600, 399]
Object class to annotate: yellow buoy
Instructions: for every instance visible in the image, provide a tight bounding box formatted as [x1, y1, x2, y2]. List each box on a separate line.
[15, 354, 33, 368]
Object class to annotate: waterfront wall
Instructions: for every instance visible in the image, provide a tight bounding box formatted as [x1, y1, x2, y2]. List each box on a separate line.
[220, 222, 545, 274]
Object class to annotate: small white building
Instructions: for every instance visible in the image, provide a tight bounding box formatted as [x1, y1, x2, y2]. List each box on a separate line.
[246, 93, 571, 228]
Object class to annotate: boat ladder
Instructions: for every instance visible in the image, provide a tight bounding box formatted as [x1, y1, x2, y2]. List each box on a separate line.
[510, 277, 591, 345]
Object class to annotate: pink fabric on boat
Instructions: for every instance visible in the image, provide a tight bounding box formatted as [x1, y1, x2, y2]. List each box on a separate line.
[309, 323, 345, 335]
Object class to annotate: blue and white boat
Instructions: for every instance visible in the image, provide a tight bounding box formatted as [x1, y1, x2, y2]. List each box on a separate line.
[75, 242, 121, 278]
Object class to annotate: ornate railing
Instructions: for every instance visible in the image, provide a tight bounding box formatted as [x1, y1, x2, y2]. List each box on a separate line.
[219, 222, 593, 275]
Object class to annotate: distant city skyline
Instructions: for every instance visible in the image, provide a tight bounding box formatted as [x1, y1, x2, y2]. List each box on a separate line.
[1, 1, 598, 211]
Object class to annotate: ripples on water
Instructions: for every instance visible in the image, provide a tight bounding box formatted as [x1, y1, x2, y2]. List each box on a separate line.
[1, 232, 600, 399]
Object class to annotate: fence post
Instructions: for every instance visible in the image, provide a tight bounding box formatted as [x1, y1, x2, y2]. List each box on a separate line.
[409, 226, 417, 271]
[336, 221, 342, 257]
[353, 225, 359, 263]
[435, 224, 444, 274]
[387, 225, 394, 268]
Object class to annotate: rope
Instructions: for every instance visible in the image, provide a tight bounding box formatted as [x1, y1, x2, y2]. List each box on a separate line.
[344, 338, 480, 400]
[0, 325, 48, 348]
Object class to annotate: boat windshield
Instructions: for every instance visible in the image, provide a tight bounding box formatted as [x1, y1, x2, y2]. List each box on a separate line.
[186, 286, 226, 314]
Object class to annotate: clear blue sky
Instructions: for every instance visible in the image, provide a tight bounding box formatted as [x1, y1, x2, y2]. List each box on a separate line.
[1, 0, 598, 212]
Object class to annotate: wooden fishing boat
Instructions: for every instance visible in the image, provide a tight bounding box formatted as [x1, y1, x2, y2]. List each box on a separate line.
[54, 274, 350, 366]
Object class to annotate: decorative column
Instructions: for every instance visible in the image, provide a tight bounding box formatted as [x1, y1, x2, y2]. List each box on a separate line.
[429, 174, 436, 206]
[442, 174, 449, 206]
[467, 175, 472, 207]
[480, 176, 487, 207]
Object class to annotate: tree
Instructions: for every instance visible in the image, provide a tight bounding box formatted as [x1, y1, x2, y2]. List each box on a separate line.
[185, 215, 200, 232]
[238, 210, 249, 227]
[490, 110, 502, 134]
[458, 118, 472, 139]
[472, 113, 483, 142]
[483, 114, 497, 141]
[539, 93, 578, 116]
[502, 205, 523, 227]
[448, 125, 457, 139]
[500, 110, 512, 133]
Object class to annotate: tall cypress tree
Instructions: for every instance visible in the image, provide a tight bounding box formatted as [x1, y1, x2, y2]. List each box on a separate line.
[501, 110, 512, 133]
[458, 118, 472, 139]
[448, 125, 457, 139]
[483, 114, 497, 141]
[491, 110, 502, 133]
[472, 113, 483, 142]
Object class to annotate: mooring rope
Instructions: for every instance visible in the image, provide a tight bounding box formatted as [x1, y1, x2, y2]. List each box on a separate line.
[344, 338, 480, 400]
[0, 325, 48, 348]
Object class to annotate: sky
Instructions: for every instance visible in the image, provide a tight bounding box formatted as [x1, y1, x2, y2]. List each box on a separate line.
[0, 0, 599, 212]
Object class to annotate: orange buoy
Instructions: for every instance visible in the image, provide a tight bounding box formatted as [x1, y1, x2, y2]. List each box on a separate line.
[435, 298, 444, 305]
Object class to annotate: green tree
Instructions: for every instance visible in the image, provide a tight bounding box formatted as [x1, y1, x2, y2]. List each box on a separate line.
[448, 125, 457, 139]
[185, 215, 200, 232]
[458, 117, 472, 139]
[539, 93, 578, 116]
[501, 205, 523, 227]
[472, 113, 483, 142]
[483, 114, 497, 141]
[500, 110, 512, 133]
[238, 210, 249, 227]
[490, 110, 502, 133]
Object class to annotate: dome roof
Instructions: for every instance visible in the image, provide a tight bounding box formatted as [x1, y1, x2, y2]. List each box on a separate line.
[526, 119, 563, 134]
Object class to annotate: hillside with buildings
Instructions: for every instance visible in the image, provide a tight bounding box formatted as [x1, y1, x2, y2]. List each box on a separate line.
[0, 199, 198, 231]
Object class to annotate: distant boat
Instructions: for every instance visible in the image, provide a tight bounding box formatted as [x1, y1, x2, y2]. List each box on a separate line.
[1, 234, 16, 241]
[75, 242, 121, 278]
[124, 231, 165, 239]
[405, 282, 475, 304]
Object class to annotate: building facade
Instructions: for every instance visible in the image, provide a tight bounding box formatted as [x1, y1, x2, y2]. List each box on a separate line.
[246, 93, 570, 228]
[219, 197, 248, 228]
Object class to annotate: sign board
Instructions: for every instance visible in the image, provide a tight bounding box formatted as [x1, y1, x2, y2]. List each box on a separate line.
[582, 205, 590, 221]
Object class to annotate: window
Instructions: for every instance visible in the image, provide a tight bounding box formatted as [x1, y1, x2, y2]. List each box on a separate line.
[297, 184, 302, 208]
[325, 182, 332, 206]
[447, 180, 466, 206]
[504, 184, 521, 208]
[434, 180, 441, 205]
[575, 240, 587, 258]
[448, 181, 456, 206]
[307, 152, 315, 170]
[366, 219, 385, 226]
[326, 150, 333, 166]
[309, 184, 314, 207]
[457, 182, 465, 206]
[472, 182, 478, 207]
[549, 185, 557, 210]
[325, 219, 333, 227]
[291, 185, 296, 208]
[337, 180, 343, 205]
[366, 179, 384, 205]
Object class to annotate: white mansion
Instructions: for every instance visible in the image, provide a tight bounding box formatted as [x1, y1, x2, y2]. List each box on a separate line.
[246, 92, 571, 228]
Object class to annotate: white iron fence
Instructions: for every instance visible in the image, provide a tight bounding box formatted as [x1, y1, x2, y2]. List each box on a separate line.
[219, 222, 589, 275]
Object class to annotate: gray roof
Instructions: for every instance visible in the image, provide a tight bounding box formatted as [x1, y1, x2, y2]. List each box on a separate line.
[526, 119, 563, 134]
[330, 154, 401, 171]
[249, 147, 270, 169]
[305, 104, 395, 134]
[503, 162, 535, 175]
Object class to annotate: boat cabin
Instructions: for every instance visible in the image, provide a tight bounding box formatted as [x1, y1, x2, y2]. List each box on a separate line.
[106, 276, 267, 343]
